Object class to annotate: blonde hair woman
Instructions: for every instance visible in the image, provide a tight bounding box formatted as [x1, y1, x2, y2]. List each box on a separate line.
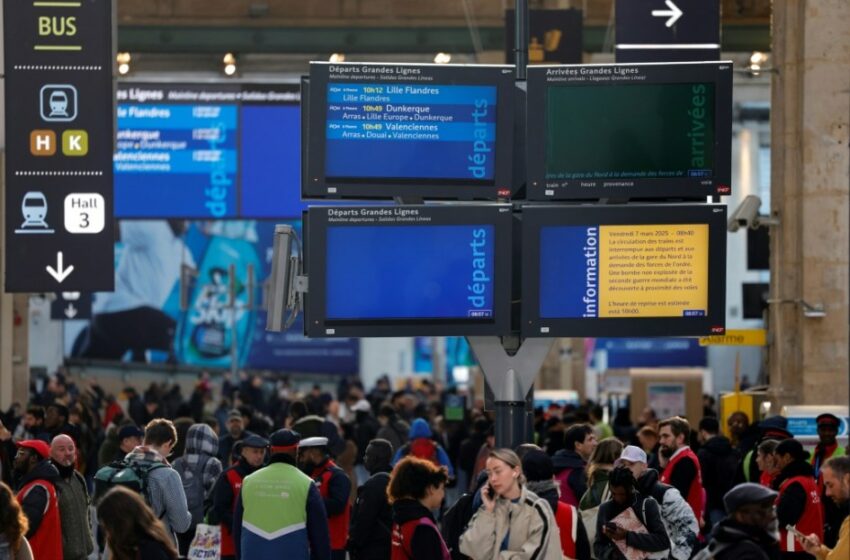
[459, 448, 562, 560]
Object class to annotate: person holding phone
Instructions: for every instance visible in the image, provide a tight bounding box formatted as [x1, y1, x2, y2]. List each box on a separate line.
[459, 448, 562, 560]
[594, 466, 670, 560]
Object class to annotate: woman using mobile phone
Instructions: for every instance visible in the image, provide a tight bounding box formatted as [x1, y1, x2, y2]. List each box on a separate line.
[459, 448, 563, 560]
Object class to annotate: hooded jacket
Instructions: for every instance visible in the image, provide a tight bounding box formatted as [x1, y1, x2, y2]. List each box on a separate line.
[698, 435, 740, 513]
[527, 478, 591, 560]
[391, 419, 454, 477]
[459, 485, 563, 560]
[174, 423, 223, 500]
[636, 469, 699, 560]
[702, 518, 779, 560]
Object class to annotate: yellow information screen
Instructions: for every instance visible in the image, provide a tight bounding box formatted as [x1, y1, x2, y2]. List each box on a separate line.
[539, 224, 709, 319]
[599, 225, 709, 317]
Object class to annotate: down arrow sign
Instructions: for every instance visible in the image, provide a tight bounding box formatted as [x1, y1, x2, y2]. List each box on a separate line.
[46, 252, 75, 283]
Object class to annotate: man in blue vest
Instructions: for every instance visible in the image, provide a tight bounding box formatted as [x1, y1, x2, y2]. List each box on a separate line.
[233, 429, 330, 560]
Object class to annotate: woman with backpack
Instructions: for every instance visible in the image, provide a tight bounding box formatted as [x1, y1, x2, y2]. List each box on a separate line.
[581, 438, 625, 511]
[172, 423, 222, 556]
[387, 456, 451, 560]
[594, 466, 670, 560]
[459, 448, 563, 560]
[97, 486, 178, 560]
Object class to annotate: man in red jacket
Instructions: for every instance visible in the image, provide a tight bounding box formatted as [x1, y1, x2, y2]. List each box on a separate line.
[659, 416, 705, 527]
[298, 436, 351, 560]
[13, 439, 63, 559]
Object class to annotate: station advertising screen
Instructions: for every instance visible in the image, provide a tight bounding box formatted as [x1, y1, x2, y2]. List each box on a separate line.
[303, 62, 515, 200]
[115, 83, 303, 218]
[526, 62, 733, 200]
[305, 204, 512, 337]
[521, 204, 726, 337]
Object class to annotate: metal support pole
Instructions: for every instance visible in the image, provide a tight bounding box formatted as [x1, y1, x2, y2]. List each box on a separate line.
[515, 0, 529, 80]
[469, 337, 554, 450]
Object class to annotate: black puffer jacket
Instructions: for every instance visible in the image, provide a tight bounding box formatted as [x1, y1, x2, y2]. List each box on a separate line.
[698, 435, 740, 513]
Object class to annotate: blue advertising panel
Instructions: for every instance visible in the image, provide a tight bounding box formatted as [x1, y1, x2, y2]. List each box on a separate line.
[325, 83, 497, 180]
[69, 219, 358, 373]
[114, 84, 303, 219]
[592, 338, 707, 368]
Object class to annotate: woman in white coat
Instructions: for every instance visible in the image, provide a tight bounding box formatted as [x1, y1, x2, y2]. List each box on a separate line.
[459, 448, 564, 560]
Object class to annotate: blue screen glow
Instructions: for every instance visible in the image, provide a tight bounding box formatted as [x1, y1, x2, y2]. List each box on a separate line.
[324, 83, 497, 181]
[325, 225, 495, 319]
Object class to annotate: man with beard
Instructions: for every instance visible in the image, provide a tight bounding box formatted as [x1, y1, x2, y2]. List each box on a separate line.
[773, 439, 823, 559]
[698, 483, 781, 560]
[212, 435, 268, 560]
[50, 435, 94, 560]
[347, 439, 394, 560]
[799, 456, 850, 560]
[553, 423, 597, 507]
[809, 414, 846, 547]
[218, 409, 254, 466]
[298, 437, 351, 560]
[617, 445, 699, 560]
[13, 439, 63, 559]
[659, 416, 705, 526]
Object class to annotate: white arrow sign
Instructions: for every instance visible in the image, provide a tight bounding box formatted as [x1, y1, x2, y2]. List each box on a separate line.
[46, 251, 75, 283]
[64, 303, 77, 319]
[652, 0, 683, 27]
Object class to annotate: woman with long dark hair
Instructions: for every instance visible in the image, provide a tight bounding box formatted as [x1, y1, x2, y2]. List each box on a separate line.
[96, 486, 178, 560]
[0, 481, 32, 560]
[387, 456, 451, 560]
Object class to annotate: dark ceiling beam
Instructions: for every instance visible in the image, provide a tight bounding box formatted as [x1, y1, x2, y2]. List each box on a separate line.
[117, 24, 770, 55]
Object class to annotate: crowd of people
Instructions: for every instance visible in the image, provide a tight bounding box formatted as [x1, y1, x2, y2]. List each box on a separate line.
[0, 370, 846, 560]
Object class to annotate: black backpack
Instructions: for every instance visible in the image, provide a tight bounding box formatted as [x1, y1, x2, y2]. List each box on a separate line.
[441, 491, 476, 560]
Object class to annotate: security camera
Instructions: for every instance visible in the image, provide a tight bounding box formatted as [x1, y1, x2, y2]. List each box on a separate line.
[727, 195, 762, 232]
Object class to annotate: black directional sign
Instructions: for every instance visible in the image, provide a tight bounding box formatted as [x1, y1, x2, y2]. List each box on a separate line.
[505, 9, 583, 65]
[50, 291, 92, 320]
[615, 0, 720, 63]
[4, 0, 114, 292]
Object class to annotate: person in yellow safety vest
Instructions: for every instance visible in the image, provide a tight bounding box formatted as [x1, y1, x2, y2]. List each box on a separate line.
[810, 414, 847, 548]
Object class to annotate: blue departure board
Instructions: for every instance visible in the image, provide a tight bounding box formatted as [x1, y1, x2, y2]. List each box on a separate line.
[325, 224, 495, 320]
[324, 83, 497, 181]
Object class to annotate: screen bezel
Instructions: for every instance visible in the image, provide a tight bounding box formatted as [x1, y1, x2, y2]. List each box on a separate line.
[526, 61, 733, 201]
[303, 62, 516, 201]
[520, 204, 727, 337]
[305, 204, 513, 337]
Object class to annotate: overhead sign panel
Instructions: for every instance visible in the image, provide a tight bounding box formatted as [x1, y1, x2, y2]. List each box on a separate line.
[504, 9, 583, 65]
[521, 204, 727, 338]
[615, 0, 720, 63]
[303, 62, 516, 200]
[4, 0, 114, 292]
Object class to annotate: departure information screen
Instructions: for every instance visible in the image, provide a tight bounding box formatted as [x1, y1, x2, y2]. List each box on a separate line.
[325, 83, 497, 181]
[325, 223, 495, 320]
[539, 224, 709, 318]
[114, 84, 301, 218]
[546, 83, 715, 181]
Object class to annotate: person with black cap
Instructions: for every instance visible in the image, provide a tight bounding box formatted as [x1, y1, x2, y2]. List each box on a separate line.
[233, 429, 330, 560]
[810, 414, 846, 547]
[115, 424, 145, 461]
[521, 447, 591, 560]
[298, 436, 352, 560]
[737, 418, 793, 485]
[211, 434, 268, 560]
[218, 409, 254, 466]
[773, 439, 823, 559]
[697, 483, 781, 560]
[12, 439, 63, 560]
[347, 439, 394, 560]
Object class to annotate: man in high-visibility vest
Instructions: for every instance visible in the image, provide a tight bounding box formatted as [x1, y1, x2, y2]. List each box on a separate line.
[233, 429, 330, 560]
[298, 437, 351, 560]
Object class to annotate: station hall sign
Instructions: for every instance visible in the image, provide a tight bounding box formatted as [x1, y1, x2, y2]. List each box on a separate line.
[4, 0, 114, 292]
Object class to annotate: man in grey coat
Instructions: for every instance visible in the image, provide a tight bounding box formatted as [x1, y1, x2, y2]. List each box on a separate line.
[125, 418, 192, 543]
[50, 434, 94, 560]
